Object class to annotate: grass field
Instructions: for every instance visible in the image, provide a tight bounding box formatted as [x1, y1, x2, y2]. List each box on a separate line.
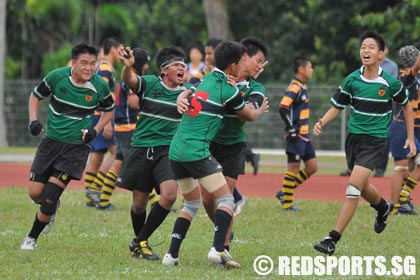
[1, 187, 418, 279]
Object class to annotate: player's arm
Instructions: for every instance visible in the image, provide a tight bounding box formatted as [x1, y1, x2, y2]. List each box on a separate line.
[28, 92, 41, 124]
[177, 88, 195, 114]
[402, 102, 416, 157]
[313, 107, 341, 136]
[128, 91, 140, 110]
[236, 96, 269, 121]
[94, 110, 115, 133]
[119, 47, 140, 91]
[28, 92, 44, 136]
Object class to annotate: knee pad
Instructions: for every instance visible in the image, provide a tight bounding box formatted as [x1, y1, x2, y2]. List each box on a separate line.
[181, 199, 201, 219]
[177, 178, 198, 195]
[394, 165, 409, 171]
[346, 184, 361, 199]
[215, 194, 234, 212]
[40, 182, 64, 216]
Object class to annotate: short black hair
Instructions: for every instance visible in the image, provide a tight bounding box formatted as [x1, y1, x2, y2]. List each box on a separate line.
[71, 43, 98, 60]
[360, 31, 385, 51]
[240, 36, 269, 57]
[156, 46, 185, 69]
[132, 48, 150, 74]
[293, 56, 311, 73]
[205, 37, 222, 49]
[102, 38, 122, 55]
[214, 41, 246, 70]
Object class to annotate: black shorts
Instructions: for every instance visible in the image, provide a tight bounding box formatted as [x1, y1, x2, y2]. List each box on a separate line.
[285, 137, 316, 163]
[345, 133, 388, 171]
[170, 155, 223, 180]
[30, 137, 90, 180]
[115, 146, 173, 194]
[210, 142, 246, 179]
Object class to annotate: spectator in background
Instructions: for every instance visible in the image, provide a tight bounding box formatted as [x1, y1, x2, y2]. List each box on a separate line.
[203, 37, 222, 74]
[339, 44, 399, 177]
[185, 44, 206, 85]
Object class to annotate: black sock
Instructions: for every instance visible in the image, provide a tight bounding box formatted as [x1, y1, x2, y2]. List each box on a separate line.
[131, 209, 146, 237]
[168, 217, 191, 258]
[212, 209, 232, 252]
[28, 214, 49, 239]
[371, 198, 387, 214]
[328, 230, 341, 243]
[136, 203, 170, 242]
[233, 187, 242, 203]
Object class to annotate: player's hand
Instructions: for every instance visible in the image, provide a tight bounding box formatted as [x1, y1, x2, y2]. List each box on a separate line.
[253, 61, 269, 79]
[102, 123, 113, 139]
[227, 75, 237, 87]
[260, 97, 269, 114]
[177, 97, 189, 114]
[404, 139, 417, 158]
[287, 127, 298, 140]
[313, 119, 323, 136]
[81, 128, 97, 143]
[28, 120, 43, 136]
[119, 47, 134, 67]
[177, 88, 194, 114]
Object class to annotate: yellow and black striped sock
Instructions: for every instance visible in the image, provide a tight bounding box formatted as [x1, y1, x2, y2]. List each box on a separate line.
[282, 171, 297, 209]
[295, 168, 309, 188]
[99, 170, 118, 208]
[399, 177, 417, 204]
[148, 189, 159, 206]
[85, 171, 96, 204]
[392, 202, 400, 214]
[91, 171, 105, 193]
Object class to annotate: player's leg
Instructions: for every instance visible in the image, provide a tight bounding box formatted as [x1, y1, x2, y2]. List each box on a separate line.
[134, 181, 178, 261]
[390, 159, 409, 213]
[163, 177, 200, 266]
[84, 151, 105, 206]
[129, 190, 156, 259]
[277, 158, 299, 210]
[314, 165, 369, 255]
[21, 172, 70, 249]
[202, 174, 240, 268]
[98, 152, 121, 210]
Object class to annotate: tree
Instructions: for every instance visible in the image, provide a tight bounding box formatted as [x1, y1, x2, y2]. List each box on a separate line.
[203, 0, 234, 40]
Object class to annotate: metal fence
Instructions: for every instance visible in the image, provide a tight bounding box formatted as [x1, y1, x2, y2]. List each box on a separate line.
[4, 80, 348, 151]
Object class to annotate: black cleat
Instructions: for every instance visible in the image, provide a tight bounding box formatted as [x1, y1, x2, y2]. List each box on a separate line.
[314, 236, 336, 255]
[374, 200, 394, 233]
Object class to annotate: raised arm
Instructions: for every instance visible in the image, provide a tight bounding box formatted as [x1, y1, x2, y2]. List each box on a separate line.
[119, 47, 140, 91]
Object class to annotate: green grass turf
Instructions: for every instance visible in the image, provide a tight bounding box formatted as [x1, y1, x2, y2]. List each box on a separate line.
[0, 188, 418, 279]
